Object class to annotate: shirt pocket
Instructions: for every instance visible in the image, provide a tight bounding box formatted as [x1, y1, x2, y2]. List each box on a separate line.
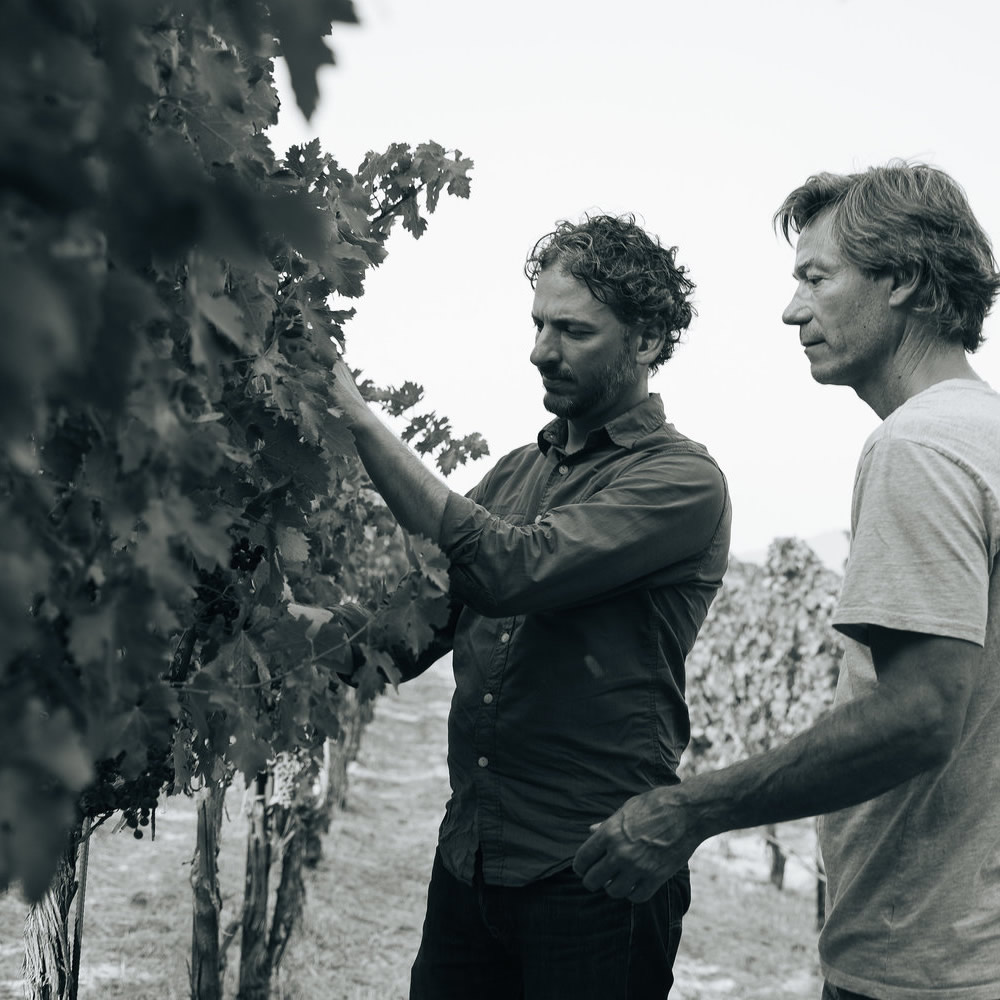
[486, 506, 527, 527]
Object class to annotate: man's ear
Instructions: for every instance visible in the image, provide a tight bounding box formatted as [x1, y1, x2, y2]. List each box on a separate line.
[888, 265, 921, 309]
[632, 324, 666, 366]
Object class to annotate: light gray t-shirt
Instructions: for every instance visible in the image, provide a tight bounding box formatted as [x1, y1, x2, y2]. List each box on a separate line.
[819, 379, 1000, 1000]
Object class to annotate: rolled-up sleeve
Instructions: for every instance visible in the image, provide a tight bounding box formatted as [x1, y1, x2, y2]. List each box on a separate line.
[439, 452, 728, 618]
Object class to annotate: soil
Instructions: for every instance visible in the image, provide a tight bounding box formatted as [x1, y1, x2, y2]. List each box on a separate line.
[0, 656, 824, 999]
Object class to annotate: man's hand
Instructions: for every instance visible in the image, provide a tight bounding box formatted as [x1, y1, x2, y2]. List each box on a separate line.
[573, 786, 706, 902]
[330, 360, 372, 428]
[575, 629, 982, 904]
[326, 360, 451, 543]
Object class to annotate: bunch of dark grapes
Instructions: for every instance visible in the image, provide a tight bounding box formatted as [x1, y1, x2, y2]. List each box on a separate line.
[230, 537, 266, 575]
[79, 744, 174, 839]
[195, 566, 240, 628]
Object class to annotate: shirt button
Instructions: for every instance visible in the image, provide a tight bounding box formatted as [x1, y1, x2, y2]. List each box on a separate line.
[558, 464, 569, 475]
[483, 692, 494, 704]
[499, 632, 510, 643]
[478, 756, 489, 768]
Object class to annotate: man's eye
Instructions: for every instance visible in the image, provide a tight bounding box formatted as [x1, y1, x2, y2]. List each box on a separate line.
[806, 275, 823, 286]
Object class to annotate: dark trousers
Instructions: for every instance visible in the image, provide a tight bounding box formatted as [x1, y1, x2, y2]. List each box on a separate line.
[410, 848, 691, 1000]
[821, 983, 878, 1000]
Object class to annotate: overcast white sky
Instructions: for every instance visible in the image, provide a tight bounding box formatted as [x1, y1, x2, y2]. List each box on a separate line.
[266, 0, 1000, 557]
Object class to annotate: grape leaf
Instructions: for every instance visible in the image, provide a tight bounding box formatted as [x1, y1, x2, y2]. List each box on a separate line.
[228, 715, 273, 779]
[270, 0, 359, 119]
[101, 683, 182, 779]
[196, 290, 247, 348]
[374, 578, 451, 657]
[191, 44, 247, 113]
[0, 767, 79, 902]
[67, 603, 117, 668]
[404, 534, 451, 592]
[277, 525, 310, 564]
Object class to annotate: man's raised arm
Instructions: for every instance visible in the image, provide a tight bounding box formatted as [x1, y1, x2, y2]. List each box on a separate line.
[331, 360, 451, 544]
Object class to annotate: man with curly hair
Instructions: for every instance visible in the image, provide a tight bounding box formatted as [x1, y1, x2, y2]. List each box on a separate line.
[575, 164, 1000, 1000]
[330, 214, 731, 998]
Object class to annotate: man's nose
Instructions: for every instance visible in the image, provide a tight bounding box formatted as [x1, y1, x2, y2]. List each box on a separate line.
[530, 325, 559, 367]
[782, 290, 809, 327]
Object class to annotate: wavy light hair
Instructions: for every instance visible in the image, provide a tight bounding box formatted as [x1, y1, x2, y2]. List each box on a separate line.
[775, 161, 999, 352]
[524, 213, 695, 373]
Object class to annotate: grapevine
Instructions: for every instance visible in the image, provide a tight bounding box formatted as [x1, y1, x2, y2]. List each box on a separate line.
[0, 0, 482, 916]
[685, 538, 844, 771]
[683, 537, 844, 901]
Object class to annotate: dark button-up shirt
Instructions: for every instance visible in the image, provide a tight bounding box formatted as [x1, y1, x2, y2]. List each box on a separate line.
[411, 394, 730, 886]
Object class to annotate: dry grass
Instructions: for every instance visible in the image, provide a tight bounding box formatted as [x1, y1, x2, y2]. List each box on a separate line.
[1, 658, 822, 999]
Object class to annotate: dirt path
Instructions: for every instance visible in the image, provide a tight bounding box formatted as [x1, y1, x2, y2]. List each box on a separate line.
[279, 658, 454, 999]
[281, 657, 824, 999]
[0, 656, 823, 998]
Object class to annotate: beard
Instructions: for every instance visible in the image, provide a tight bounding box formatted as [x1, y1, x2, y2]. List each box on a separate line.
[540, 339, 639, 420]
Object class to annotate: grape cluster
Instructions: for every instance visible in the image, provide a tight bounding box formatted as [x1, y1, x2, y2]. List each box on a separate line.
[269, 751, 304, 810]
[79, 744, 174, 839]
[230, 537, 266, 574]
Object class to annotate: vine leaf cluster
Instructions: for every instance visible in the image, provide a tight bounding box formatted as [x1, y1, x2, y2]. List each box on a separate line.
[683, 537, 846, 773]
[0, 0, 481, 902]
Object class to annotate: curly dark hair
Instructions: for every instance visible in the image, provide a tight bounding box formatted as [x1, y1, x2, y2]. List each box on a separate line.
[524, 214, 696, 373]
[774, 161, 1000, 352]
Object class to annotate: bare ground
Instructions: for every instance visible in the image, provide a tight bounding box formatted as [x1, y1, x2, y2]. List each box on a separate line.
[0, 657, 823, 999]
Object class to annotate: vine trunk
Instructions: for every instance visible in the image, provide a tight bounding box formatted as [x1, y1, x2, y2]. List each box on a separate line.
[190, 780, 227, 1000]
[22, 831, 80, 1000]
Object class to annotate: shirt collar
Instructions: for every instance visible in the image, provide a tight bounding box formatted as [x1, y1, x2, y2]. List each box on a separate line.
[537, 393, 667, 455]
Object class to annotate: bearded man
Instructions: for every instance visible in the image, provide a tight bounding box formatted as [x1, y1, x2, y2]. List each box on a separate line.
[331, 214, 731, 999]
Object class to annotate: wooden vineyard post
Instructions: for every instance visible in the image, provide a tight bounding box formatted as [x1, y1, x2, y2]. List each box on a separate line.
[190, 781, 226, 1000]
[237, 773, 271, 1000]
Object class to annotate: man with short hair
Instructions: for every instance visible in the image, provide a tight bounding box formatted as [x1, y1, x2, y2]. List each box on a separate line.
[574, 163, 1000, 1000]
[330, 214, 731, 999]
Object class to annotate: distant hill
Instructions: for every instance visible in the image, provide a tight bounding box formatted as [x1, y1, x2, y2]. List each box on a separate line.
[735, 529, 850, 575]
